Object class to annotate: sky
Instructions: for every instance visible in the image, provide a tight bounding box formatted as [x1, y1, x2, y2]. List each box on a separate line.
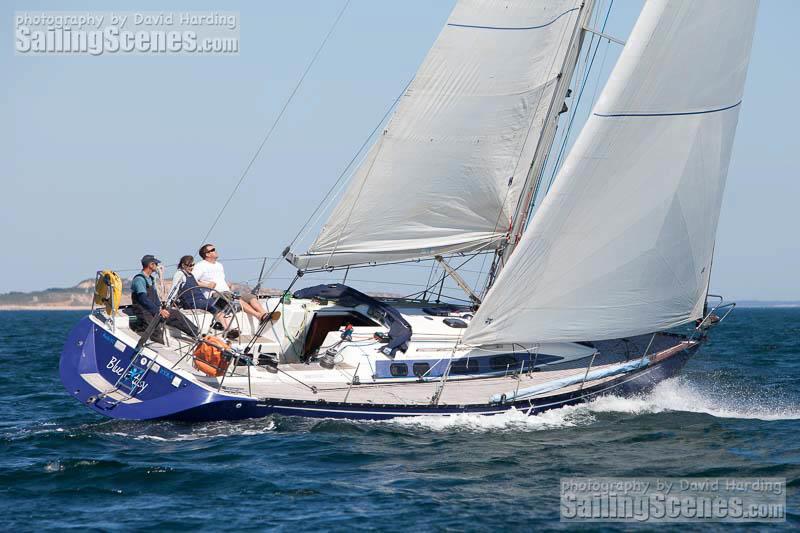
[2, 0, 798, 301]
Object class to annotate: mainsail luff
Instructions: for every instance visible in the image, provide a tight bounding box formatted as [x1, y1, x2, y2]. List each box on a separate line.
[292, 0, 586, 270]
[464, 0, 759, 346]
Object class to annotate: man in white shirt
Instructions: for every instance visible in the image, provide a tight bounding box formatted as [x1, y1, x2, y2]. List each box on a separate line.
[195, 243, 278, 324]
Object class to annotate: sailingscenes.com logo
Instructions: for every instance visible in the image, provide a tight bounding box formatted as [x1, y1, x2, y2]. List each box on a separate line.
[15, 11, 239, 56]
[561, 477, 786, 523]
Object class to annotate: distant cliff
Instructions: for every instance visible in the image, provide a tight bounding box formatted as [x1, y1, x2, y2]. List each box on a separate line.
[0, 278, 274, 310]
[0, 280, 102, 310]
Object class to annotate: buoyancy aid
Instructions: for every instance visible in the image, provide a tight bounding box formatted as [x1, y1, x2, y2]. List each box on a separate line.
[132, 273, 161, 315]
[178, 272, 213, 311]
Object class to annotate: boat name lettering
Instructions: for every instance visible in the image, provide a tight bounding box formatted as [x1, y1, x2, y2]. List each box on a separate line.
[107, 356, 126, 376]
[105, 357, 150, 392]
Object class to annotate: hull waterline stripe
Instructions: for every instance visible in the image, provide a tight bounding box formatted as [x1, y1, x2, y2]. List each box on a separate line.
[263, 346, 694, 417]
[448, 8, 579, 31]
[269, 364, 659, 417]
[273, 405, 508, 416]
[594, 101, 742, 118]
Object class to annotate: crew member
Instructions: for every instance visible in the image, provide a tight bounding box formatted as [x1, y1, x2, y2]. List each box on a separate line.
[166, 255, 239, 340]
[194, 244, 279, 324]
[131, 254, 197, 343]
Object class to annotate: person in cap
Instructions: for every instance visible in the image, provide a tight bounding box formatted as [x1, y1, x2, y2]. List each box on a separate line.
[131, 254, 197, 343]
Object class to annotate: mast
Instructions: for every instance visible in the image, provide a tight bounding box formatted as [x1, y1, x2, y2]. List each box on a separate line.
[487, 0, 597, 288]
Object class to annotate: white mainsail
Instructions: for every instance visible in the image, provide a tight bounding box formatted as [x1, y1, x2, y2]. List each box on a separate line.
[464, 0, 759, 345]
[292, 0, 587, 269]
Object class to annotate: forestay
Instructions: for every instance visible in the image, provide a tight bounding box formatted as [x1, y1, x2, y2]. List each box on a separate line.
[291, 0, 584, 269]
[465, 0, 759, 345]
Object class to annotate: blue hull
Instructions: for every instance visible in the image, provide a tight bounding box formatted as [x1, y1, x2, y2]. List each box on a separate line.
[60, 317, 698, 422]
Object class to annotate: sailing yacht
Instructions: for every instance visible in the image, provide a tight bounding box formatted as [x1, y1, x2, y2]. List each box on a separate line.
[60, 0, 756, 421]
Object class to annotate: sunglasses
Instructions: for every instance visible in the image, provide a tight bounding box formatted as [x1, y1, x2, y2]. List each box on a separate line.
[184, 263, 195, 268]
[206, 248, 216, 253]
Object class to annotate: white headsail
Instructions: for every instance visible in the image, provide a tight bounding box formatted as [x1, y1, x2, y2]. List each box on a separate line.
[291, 0, 587, 269]
[464, 0, 759, 345]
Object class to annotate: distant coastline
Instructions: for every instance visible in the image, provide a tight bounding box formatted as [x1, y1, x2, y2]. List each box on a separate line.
[0, 306, 88, 311]
[736, 300, 800, 308]
[0, 278, 263, 311]
[1, 281, 798, 310]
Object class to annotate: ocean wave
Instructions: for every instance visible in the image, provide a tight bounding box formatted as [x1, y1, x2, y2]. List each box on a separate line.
[588, 377, 800, 421]
[101, 418, 278, 442]
[382, 377, 800, 432]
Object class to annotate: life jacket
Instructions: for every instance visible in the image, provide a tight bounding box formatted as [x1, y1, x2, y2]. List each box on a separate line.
[94, 270, 123, 315]
[132, 273, 161, 314]
[193, 336, 230, 377]
[177, 272, 213, 311]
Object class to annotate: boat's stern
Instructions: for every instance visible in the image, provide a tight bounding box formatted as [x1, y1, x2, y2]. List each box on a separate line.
[59, 315, 255, 421]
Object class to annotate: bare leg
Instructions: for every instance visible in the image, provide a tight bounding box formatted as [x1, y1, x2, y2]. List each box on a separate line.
[239, 298, 265, 320]
[249, 298, 268, 318]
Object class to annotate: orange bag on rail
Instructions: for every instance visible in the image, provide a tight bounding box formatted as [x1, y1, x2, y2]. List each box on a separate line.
[193, 336, 230, 377]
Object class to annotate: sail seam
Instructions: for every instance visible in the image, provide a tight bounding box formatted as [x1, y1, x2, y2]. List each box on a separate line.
[448, 8, 579, 31]
[594, 101, 742, 117]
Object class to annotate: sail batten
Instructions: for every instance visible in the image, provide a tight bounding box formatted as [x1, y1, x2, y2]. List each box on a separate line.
[447, 7, 580, 30]
[464, 0, 759, 346]
[594, 101, 742, 117]
[292, 0, 585, 270]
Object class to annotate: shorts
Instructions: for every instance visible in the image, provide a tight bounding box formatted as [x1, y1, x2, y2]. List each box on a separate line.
[239, 292, 258, 305]
[217, 291, 259, 313]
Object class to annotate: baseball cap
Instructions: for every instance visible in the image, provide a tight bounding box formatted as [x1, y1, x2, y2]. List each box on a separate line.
[141, 254, 161, 267]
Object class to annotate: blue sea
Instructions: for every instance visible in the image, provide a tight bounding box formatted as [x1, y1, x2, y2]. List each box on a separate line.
[0, 309, 798, 531]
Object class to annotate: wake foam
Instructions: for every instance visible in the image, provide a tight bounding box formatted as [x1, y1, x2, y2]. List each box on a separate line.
[389, 404, 594, 432]
[384, 378, 800, 432]
[589, 378, 800, 421]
